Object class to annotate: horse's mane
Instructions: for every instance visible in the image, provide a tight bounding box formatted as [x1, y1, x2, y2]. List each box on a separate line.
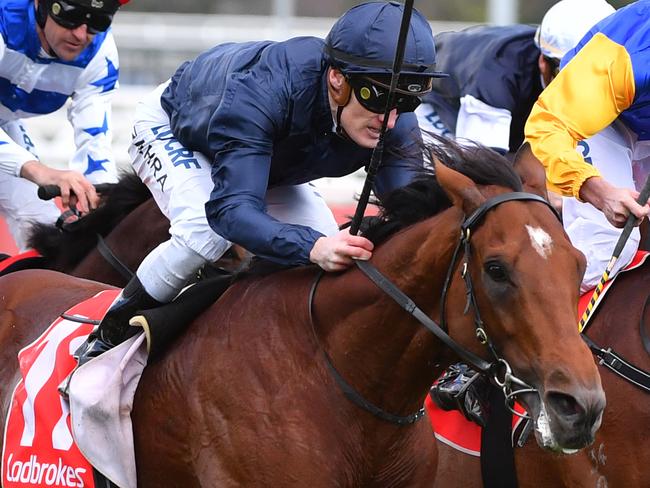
[26, 172, 152, 268]
[362, 135, 523, 243]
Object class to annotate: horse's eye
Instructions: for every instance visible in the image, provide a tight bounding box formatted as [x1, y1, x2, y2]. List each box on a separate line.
[484, 261, 509, 282]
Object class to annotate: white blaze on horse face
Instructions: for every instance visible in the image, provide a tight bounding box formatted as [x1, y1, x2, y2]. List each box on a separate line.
[526, 225, 553, 259]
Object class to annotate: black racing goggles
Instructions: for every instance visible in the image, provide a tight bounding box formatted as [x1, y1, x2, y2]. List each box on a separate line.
[347, 75, 431, 114]
[48, 0, 113, 34]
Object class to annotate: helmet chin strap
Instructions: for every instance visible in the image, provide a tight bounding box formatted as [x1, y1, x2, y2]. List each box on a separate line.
[35, 0, 48, 28]
[34, 0, 59, 58]
[334, 106, 347, 138]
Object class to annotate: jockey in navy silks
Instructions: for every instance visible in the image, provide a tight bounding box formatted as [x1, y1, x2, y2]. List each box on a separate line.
[416, 0, 615, 157]
[0, 0, 127, 249]
[527, 0, 650, 292]
[70, 1, 447, 366]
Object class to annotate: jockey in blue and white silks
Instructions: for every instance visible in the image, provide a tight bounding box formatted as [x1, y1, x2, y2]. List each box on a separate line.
[416, 0, 614, 156]
[0, 0, 123, 249]
[68, 1, 448, 368]
[526, 0, 650, 292]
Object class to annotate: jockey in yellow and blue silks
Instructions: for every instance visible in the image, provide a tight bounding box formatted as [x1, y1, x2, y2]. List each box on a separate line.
[416, 0, 614, 158]
[526, 0, 650, 292]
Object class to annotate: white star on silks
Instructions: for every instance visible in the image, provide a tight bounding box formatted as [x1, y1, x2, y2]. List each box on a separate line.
[84, 155, 110, 175]
[90, 58, 119, 93]
[83, 113, 109, 137]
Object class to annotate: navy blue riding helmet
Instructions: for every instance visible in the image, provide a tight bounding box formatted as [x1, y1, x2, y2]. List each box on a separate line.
[325, 1, 447, 114]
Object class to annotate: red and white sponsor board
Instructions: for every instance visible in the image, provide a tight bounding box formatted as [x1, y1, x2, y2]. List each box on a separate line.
[2, 290, 119, 488]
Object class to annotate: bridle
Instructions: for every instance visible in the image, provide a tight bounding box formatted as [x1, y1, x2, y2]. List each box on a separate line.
[309, 191, 559, 425]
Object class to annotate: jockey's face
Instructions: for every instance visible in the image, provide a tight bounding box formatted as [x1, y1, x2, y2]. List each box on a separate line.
[341, 91, 398, 148]
[538, 54, 561, 88]
[36, 0, 96, 61]
[327, 68, 398, 149]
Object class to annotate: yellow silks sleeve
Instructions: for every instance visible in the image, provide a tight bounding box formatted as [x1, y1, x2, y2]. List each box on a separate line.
[525, 34, 635, 199]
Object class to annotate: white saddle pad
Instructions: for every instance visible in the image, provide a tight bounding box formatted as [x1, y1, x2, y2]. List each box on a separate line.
[68, 333, 148, 488]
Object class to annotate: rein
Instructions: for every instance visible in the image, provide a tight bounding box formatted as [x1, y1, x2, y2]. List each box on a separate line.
[309, 191, 556, 425]
[96, 234, 134, 281]
[308, 272, 425, 425]
[53, 199, 135, 282]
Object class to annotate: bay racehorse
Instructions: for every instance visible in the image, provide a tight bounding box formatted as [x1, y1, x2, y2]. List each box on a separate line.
[19, 173, 243, 286]
[432, 143, 650, 487]
[0, 139, 605, 486]
[14, 173, 165, 286]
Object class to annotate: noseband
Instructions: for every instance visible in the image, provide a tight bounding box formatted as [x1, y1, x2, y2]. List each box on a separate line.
[309, 191, 559, 425]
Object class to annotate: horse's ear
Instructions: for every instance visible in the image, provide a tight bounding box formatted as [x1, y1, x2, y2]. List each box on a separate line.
[513, 143, 549, 199]
[433, 157, 485, 215]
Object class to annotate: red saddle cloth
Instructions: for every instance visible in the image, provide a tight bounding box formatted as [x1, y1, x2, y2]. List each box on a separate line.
[2, 290, 119, 488]
[427, 250, 650, 456]
[0, 250, 42, 273]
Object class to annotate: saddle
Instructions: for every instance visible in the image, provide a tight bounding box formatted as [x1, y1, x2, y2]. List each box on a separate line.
[134, 257, 291, 358]
[132, 273, 233, 359]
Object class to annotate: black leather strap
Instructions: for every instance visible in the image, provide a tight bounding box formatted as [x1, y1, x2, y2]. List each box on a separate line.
[356, 259, 493, 373]
[96, 233, 134, 281]
[462, 192, 558, 232]
[480, 385, 518, 488]
[582, 333, 650, 392]
[308, 270, 425, 425]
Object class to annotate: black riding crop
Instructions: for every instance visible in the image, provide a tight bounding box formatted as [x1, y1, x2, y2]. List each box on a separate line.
[349, 0, 415, 235]
[579, 173, 650, 331]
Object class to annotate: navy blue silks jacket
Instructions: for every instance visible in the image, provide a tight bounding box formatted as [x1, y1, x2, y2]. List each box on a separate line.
[161, 37, 423, 266]
[424, 25, 542, 153]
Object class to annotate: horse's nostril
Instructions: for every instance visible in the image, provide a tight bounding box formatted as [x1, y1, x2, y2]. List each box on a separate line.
[546, 391, 584, 418]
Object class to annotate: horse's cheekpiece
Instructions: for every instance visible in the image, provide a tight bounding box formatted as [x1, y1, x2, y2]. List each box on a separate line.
[429, 363, 490, 427]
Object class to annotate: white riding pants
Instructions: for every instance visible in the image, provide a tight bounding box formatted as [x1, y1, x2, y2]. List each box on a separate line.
[0, 121, 60, 251]
[130, 82, 339, 302]
[563, 121, 641, 293]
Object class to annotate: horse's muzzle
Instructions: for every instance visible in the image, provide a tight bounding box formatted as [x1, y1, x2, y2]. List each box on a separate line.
[518, 384, 605, 453]
[543, 386, 606, 451]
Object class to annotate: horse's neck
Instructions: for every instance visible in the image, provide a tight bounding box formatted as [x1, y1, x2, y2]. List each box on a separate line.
[313, 210, 461, 417]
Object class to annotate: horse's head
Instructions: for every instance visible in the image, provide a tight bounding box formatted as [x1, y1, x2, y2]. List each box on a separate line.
[435, 157, 605, 453]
